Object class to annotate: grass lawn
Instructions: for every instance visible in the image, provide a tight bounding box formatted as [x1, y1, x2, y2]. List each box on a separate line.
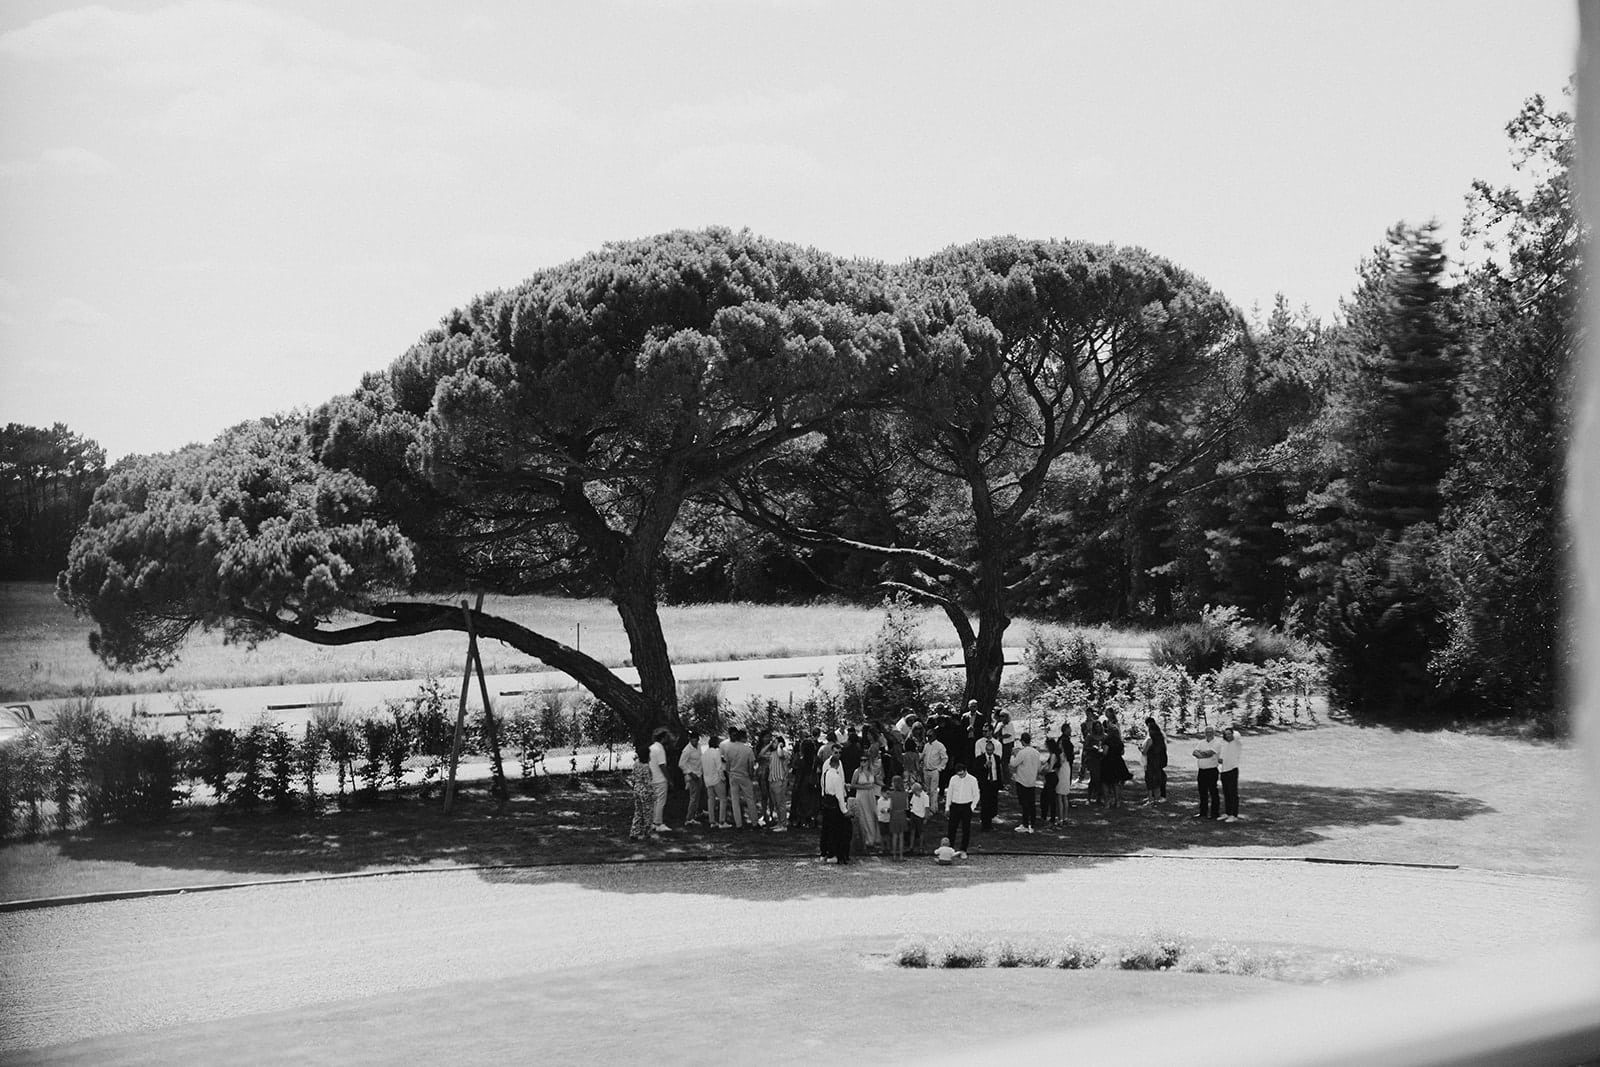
[0, 580, 1148, 701]
[1, 719, 1584, 905]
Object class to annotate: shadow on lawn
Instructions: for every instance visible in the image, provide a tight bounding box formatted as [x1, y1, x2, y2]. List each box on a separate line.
[26, 772, 1493, 901]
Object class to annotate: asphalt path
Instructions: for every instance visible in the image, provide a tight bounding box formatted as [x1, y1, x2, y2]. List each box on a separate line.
[0, 855, 1591, 1059]
[24, 646, 1144, 734]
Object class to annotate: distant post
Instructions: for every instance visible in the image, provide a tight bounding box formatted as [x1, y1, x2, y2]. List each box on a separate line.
[443, 593, 511, 814]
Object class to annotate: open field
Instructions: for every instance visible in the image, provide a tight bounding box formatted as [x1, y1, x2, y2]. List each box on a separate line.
[0, 581, 1147, 702]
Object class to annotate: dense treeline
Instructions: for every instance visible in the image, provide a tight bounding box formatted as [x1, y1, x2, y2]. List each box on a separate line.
[55, 91, 1574, 740]
[668, 93, 1577, 732]
[0, 423, 106, 580]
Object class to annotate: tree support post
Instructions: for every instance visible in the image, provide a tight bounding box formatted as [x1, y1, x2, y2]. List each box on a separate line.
[464, 594, 510, 810]
[442, 610, 476, 815]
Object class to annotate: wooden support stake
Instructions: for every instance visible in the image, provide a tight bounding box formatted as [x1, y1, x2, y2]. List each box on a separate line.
[464, 593, 509, 809]
[442, 602, 477, 815]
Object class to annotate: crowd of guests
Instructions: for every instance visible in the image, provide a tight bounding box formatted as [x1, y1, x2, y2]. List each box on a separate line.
[629, 701, 1246, 859]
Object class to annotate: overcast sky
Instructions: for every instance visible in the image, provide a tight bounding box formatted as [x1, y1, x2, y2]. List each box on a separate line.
[0, 1, 1577, 461]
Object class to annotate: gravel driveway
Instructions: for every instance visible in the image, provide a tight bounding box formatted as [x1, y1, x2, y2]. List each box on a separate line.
[2, 854, 1591, 1057]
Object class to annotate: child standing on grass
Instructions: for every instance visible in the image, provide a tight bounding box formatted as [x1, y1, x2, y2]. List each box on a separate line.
[908, 781, 929, 853]
[887, 776, 909, 860]
[876, 790, 893, 848]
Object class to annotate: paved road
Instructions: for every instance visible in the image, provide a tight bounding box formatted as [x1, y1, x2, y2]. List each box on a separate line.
[0, 855, 1589, 1057]
[26, 646, 1132, 734]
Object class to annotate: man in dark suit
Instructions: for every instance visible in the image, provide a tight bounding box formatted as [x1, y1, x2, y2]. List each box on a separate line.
[975, 737, 1004, 829]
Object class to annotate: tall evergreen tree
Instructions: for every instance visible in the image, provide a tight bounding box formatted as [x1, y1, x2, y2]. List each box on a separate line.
[1203, 297, 1330, 625]
[1351, 223, 1459, 536]
[1316, 223, 1460, 718]
[1433, 91, 1577, 729]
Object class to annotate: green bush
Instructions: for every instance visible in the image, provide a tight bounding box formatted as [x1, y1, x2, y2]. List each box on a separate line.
[838, 593, 933, 720]
[1238, 627, 1313, 666]
[1024, 628, 1101, 691]
[358, 716, 395, 796]
[933, 934, 989, 968]
[892, 935, 931, 968]
[1116, 934, 1186, 971]
[1150, 622, 1232, 676]
[237, 722, 283, 809]
[265, 724, 297, 812]
[890, 932, 1392, 984]
[319, 713, 360, 799]
[298, 728, 324, 814]
[192, 724, 235, 802]
[536, 691, 576, 750]
[993, 939, 1054, 968]
[1053, 938, 1107, 970]
[1, 733, 55, 837]
[76, 715, 183, 826]
[680, 678, 726, 736]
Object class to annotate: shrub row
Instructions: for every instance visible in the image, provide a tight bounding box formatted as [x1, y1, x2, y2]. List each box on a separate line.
[891, 933, 1395, 984]
[1022, 622, 1323, 739]
[0, 680, 625, 840]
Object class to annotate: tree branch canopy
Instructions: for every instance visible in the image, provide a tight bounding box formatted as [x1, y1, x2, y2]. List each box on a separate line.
[58, 418, 414, 670]
[720, 237, 1248, 711]
[59, 228, 910, 746]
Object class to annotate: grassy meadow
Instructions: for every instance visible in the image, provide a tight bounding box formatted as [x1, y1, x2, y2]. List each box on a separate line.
[0, 581, 1147, 701]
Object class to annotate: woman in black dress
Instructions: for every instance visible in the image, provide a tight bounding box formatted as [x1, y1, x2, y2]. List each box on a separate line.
[791, 735, 820, 829]
[1083, 720, 1105, 806]
[1100, 721, 1133, 809]
[1140, 716, 1169, 805]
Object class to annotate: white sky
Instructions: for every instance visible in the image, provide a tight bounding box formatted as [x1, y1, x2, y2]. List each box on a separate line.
[0, 0, 1578, 461]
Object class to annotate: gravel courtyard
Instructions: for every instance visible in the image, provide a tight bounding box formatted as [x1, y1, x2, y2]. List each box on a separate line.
[2, 852, 1592, 1063]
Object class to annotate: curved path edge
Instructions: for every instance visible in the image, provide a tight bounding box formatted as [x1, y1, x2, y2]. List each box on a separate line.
[0, 850, 1469, 913]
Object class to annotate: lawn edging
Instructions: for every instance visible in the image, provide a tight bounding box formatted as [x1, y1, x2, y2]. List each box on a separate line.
[0, 850, 1462, 913]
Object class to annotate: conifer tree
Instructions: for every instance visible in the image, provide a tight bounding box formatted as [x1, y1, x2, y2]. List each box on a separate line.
[1351, 223, 1459, 536]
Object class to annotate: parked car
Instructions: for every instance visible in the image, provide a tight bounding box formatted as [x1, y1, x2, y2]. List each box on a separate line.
[1, 703, 38, 745]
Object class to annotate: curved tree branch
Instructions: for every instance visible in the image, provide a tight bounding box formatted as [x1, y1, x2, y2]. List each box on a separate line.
[247, 603, 649, 726]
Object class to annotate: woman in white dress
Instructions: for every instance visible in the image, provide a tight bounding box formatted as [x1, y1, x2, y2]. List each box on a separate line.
[850, 744, 882, 849]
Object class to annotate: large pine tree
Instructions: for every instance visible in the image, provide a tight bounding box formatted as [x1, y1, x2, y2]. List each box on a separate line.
[1351, 223, 1459, 536]
[1317, 223, 1459, 718]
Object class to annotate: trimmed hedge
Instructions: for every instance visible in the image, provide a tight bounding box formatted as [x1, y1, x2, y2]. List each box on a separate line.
[891, 932, 1394, 984]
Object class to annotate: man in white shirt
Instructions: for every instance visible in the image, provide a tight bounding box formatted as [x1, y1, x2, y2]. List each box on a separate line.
[945, 763, 980, 857]
[922, 735, 948, 810]
[1009, 731, 1042, 832]
[700, 736, 727, 828]
[820, 753, 852, 864]
[1219, 726, 1244, 822]
[997, 712, 1017, 785]
[678, 734, 704, 825]
[1192, 727, 1221, 821]
[648, 729, 671, 832]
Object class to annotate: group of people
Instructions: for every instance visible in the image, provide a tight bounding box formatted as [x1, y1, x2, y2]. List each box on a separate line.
[629, 702, 1247, 857]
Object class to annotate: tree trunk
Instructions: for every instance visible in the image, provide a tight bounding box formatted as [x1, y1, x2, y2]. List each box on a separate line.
[963, 617, 1009, 719]
[961, 559, 1011, 718]
[613, 582, 683, 759]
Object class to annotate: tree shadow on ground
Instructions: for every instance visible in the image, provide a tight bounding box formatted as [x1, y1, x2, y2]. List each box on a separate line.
[9, 770, 1492, 903]
[472, 778, 1493, 900]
